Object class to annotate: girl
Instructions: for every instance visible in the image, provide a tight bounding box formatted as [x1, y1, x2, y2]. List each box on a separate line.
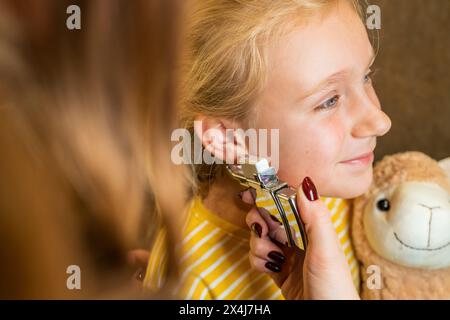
[145, 0, 391, 299]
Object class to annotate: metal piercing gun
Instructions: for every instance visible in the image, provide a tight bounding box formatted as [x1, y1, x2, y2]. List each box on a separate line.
[226, 159, 308, 250]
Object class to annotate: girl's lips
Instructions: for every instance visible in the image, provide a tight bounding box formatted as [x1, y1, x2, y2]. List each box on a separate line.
[340, 151, 374, 166]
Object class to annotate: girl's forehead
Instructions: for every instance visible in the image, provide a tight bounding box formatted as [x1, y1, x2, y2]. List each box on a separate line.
[266, 4, 372, 93]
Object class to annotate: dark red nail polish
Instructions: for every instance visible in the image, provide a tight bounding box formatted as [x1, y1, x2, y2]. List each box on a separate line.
[265, 261, 281, 273]
[302, 176, 318, 201]
[268, 251, 285, 264]
[251, 223, 262, 238]
[269, 214, 282, 224]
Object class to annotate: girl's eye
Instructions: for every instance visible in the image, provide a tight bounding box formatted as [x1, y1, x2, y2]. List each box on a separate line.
[315, 95, 340, 111]
[364, 69, 374, 84]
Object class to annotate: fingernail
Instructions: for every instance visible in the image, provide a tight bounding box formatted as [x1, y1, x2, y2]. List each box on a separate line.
[265, 261, 281, 273]
[251, 223, 262, 238]
[302, 176, 318, 201]
[269, 214, 282, 224]
[268, 251, 285, 264]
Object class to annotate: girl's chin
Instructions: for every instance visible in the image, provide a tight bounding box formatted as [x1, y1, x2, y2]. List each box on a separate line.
[279, 164, 373, 199]
[320, 167, 373, 199]
[335, 168, 373, 199]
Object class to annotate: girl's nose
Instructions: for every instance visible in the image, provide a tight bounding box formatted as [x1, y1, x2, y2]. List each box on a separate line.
[350, 94, 392, 139]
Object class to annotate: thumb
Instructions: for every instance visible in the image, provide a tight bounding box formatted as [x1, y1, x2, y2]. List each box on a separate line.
[296, 177, 359, 299]
[296, 177, 342, 257]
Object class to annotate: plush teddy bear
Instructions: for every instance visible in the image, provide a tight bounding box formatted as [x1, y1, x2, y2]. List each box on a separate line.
[351, 151, 450, 299]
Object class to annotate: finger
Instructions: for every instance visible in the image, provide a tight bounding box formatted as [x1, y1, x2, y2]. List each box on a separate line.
[245, 202, 289, 247]
[249, 254, 282, 274]
[296, 177, 359, 299]
[245, 207, 269, 238]
[296, 177, 344, 257]
[239, 189, 289, 236]
[249, 232, 285, 263]
[256, 206, 282, 229]
[254, 207, 289, 245]
[246, 207, 287, 262]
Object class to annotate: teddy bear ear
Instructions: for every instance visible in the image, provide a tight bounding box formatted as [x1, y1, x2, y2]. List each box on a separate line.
[438, 157, 450, 181]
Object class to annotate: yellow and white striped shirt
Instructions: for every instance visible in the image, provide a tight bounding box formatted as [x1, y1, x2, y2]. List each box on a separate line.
[144, 193, 360, 299]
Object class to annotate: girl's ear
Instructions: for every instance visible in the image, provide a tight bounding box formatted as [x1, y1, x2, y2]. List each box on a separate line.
[194, 115, 247, 164]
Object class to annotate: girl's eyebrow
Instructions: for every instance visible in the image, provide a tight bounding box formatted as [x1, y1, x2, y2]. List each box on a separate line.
[297, 52, 376, 102]
[297, 70, 349, 102]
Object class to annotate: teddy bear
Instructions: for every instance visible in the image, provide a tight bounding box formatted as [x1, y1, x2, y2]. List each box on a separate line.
[351, 151, 450, 299]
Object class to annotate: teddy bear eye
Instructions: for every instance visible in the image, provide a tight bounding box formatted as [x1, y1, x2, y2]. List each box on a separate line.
[376, 198, 390, 211]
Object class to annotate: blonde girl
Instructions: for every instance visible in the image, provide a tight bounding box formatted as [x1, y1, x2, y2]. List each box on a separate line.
[145, 0, 391, 299]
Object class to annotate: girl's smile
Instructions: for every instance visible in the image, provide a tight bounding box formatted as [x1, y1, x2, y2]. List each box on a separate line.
[339, 150, 375, 168]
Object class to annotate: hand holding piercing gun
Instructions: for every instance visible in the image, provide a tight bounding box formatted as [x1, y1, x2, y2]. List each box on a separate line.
[226, 158, 308, 250]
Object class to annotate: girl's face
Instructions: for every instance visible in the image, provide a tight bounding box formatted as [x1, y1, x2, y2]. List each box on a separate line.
[254, 1, 391, 199]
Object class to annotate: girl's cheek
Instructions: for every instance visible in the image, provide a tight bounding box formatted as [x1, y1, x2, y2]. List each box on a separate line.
[277, 125, 341, 186]
[277, 148, 328, 187]
[256, 112, 344, 186]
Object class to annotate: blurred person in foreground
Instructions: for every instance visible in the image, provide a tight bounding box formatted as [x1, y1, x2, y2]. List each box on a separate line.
[0, 0, 186, 298]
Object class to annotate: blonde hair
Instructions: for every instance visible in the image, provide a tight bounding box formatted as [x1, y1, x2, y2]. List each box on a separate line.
[181, 0, 363, 197]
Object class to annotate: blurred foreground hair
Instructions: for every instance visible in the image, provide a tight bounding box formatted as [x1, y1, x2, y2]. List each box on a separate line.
[0, 0, 186, 298]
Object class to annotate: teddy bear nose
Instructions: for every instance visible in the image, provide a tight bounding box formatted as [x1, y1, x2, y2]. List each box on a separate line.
[417, 203, 443, 248]
[418, 203, 441, 211]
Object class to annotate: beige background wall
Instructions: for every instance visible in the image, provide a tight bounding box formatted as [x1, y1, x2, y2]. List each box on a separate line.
[368, 0, 449, 162]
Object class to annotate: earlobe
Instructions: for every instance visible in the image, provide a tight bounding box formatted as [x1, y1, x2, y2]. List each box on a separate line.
[193, 116, 247, 165]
